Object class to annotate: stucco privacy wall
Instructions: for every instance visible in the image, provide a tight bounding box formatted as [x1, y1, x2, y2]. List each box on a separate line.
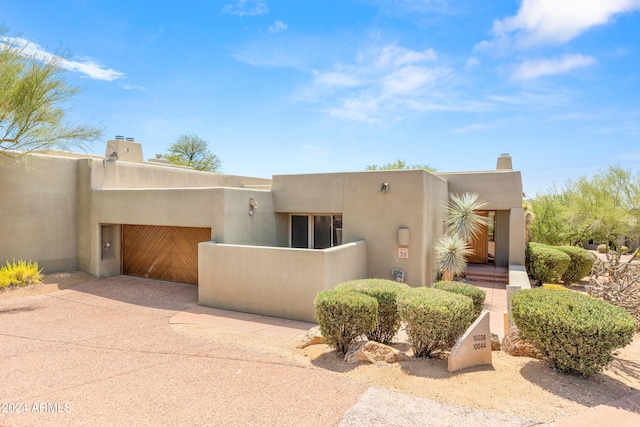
[198, 240, 367, 322]
[0, 154, 80, 272]
[272, 170, 449, 286]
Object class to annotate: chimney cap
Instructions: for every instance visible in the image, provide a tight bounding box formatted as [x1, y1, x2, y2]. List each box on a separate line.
[115, 135, 124, 140]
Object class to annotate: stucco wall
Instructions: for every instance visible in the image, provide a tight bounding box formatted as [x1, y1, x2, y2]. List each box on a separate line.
[0, 155, 79, 273]
[198, 240, 368, 322]
[435, 170, 523, 210]
[272, 170, 449, 286]
[90, 187, 280, 277]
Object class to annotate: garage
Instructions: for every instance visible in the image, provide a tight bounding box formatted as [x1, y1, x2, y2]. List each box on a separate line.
[122, 225, 211, 285]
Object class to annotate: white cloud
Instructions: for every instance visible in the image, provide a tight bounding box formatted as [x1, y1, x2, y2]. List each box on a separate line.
[222, 0, 268, 17]
[313, 71, 360, 87]
[121, 83, 146, 91]
[2, 37, 124, 81]
[511, 54, 596, 80]
[375, 45, 436, 67]
[490, 0, 640, 48]
[450, 123, 491, 134]
[268, 20, 287, 34]
[465, 57, 479, 68]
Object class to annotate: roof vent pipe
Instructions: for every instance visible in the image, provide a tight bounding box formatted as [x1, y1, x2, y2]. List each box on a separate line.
[496, 153, 512, 170]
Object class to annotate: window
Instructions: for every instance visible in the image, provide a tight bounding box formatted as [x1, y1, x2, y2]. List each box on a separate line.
[290, 215, 342, 249]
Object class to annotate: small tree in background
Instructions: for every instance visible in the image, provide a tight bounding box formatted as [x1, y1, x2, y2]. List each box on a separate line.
[165, 133, 222, 172]
[0, 29, 104, 158]
[365, 159, 437, 172]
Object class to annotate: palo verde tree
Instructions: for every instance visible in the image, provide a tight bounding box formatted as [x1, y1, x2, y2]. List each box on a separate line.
[164, 133, 222, 172]
[365, 159, 437, 172]
[0, 29, 103, 159]
[530, 166, 640, 248]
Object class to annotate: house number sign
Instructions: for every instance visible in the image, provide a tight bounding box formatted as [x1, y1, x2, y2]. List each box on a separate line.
[398, 248, 409, 258]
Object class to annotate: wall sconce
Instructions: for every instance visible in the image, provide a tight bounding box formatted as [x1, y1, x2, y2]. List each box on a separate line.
[380, 182, 389, 193]
[398, 227, 410, 246]
[249, 198, 259, 216]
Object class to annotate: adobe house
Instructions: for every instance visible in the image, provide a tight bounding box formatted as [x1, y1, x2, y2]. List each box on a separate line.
[0, 139, 525, 322]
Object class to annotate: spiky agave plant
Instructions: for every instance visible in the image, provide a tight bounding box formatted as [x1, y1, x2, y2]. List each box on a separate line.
[445, 192, 488, 243]
[435, 234, 473, 281]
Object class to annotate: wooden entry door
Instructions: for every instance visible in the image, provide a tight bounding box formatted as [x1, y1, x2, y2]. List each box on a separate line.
[122, 225, 211, 284]
[469, 212, 489, 264]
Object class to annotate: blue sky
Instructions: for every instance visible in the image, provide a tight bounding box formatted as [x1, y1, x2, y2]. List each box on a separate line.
[3, 0, 640, 196]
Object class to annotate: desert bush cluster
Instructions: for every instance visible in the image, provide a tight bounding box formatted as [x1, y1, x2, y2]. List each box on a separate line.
[314, 279, 482, 357]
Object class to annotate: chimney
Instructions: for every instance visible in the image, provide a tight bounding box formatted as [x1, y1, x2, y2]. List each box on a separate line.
[497, 153, 512, 170]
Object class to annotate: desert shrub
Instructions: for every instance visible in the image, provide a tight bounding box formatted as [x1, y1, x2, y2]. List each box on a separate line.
[335, 279, 409, 344]
[431, 281, 486, 318]
[512, 287, 635, 377]
[555, 246, 595, 285]
[314, 290, 378, 354]
[0, 259, 43, 290]
[597, 244, 608, 253]
[396, 287, 473, 357]
[526, 242, 570, 286]
[542, 284, 566, 291]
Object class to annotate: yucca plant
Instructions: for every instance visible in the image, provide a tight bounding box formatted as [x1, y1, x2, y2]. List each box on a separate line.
[436, 192, 488, 280]
[435, 234, 473, 281]
[445, 192, 488, 242]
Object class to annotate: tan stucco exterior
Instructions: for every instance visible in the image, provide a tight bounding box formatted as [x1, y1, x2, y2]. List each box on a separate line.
[1, 141, 524, 322]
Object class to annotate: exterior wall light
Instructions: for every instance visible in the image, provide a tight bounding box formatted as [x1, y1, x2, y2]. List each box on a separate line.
[380, 182, 389, 193]
[249, 198, 259, 216]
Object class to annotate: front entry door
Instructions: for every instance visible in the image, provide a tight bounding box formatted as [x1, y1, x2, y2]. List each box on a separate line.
[469, 211, 489, 264]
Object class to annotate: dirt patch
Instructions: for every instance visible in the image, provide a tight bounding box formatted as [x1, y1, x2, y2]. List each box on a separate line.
[6, 271, 640, 423]
[175, 320, 640, 424]
[0, 270, 95, 300]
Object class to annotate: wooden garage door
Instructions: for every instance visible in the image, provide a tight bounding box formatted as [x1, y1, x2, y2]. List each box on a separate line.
[122, 225, 211, 285]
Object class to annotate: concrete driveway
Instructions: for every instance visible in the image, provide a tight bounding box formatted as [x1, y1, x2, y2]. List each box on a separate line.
[1, 276, 369, 426]
[0, 276, 546, 427]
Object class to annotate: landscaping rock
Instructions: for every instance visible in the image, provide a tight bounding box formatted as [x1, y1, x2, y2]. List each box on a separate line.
[501, 327, 544, 359]
[297, 326, 325, 349]
[344, 340, 409, 364]
[491, 333, 501, 351]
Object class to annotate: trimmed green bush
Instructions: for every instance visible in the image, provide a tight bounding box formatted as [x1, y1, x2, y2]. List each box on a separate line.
[597, 244, 608, 253]
[335, 279, 409, 344]
[0, 259, 43, 290]
[431, 281, 486, 318]
[512, 288, 635, 377]
[314, 290, 378, 354]
[396, 287, 474, 357]
[555, 246, 595, 285]
[526, 242, 570, 286]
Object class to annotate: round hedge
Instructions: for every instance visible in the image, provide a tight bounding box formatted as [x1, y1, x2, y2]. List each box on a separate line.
[512, 287, 635, 377]
[555, 246, 594, 285]
[526, 242, 570, 286]
[314, 290, 378, 354]
[431, 281, 486, 319]
[396, 287, 473, 357]
[335, 279, 409, 344]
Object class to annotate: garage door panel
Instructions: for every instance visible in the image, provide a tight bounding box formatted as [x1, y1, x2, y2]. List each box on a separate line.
[122, 225, 210, 285]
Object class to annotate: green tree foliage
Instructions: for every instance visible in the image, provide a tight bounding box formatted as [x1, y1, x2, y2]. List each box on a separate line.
[530, 166, 640, 247]
[0, 29, 103, 158]
[164, 133, 222, 172]
[365, 158, 437, 172]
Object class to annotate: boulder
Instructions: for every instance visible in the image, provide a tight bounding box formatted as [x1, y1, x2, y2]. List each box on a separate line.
[297, 326, 325, 349]
[344, 340, 410, 364]
[501, 327, 544, 359]
[491, 333, 501, 351]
